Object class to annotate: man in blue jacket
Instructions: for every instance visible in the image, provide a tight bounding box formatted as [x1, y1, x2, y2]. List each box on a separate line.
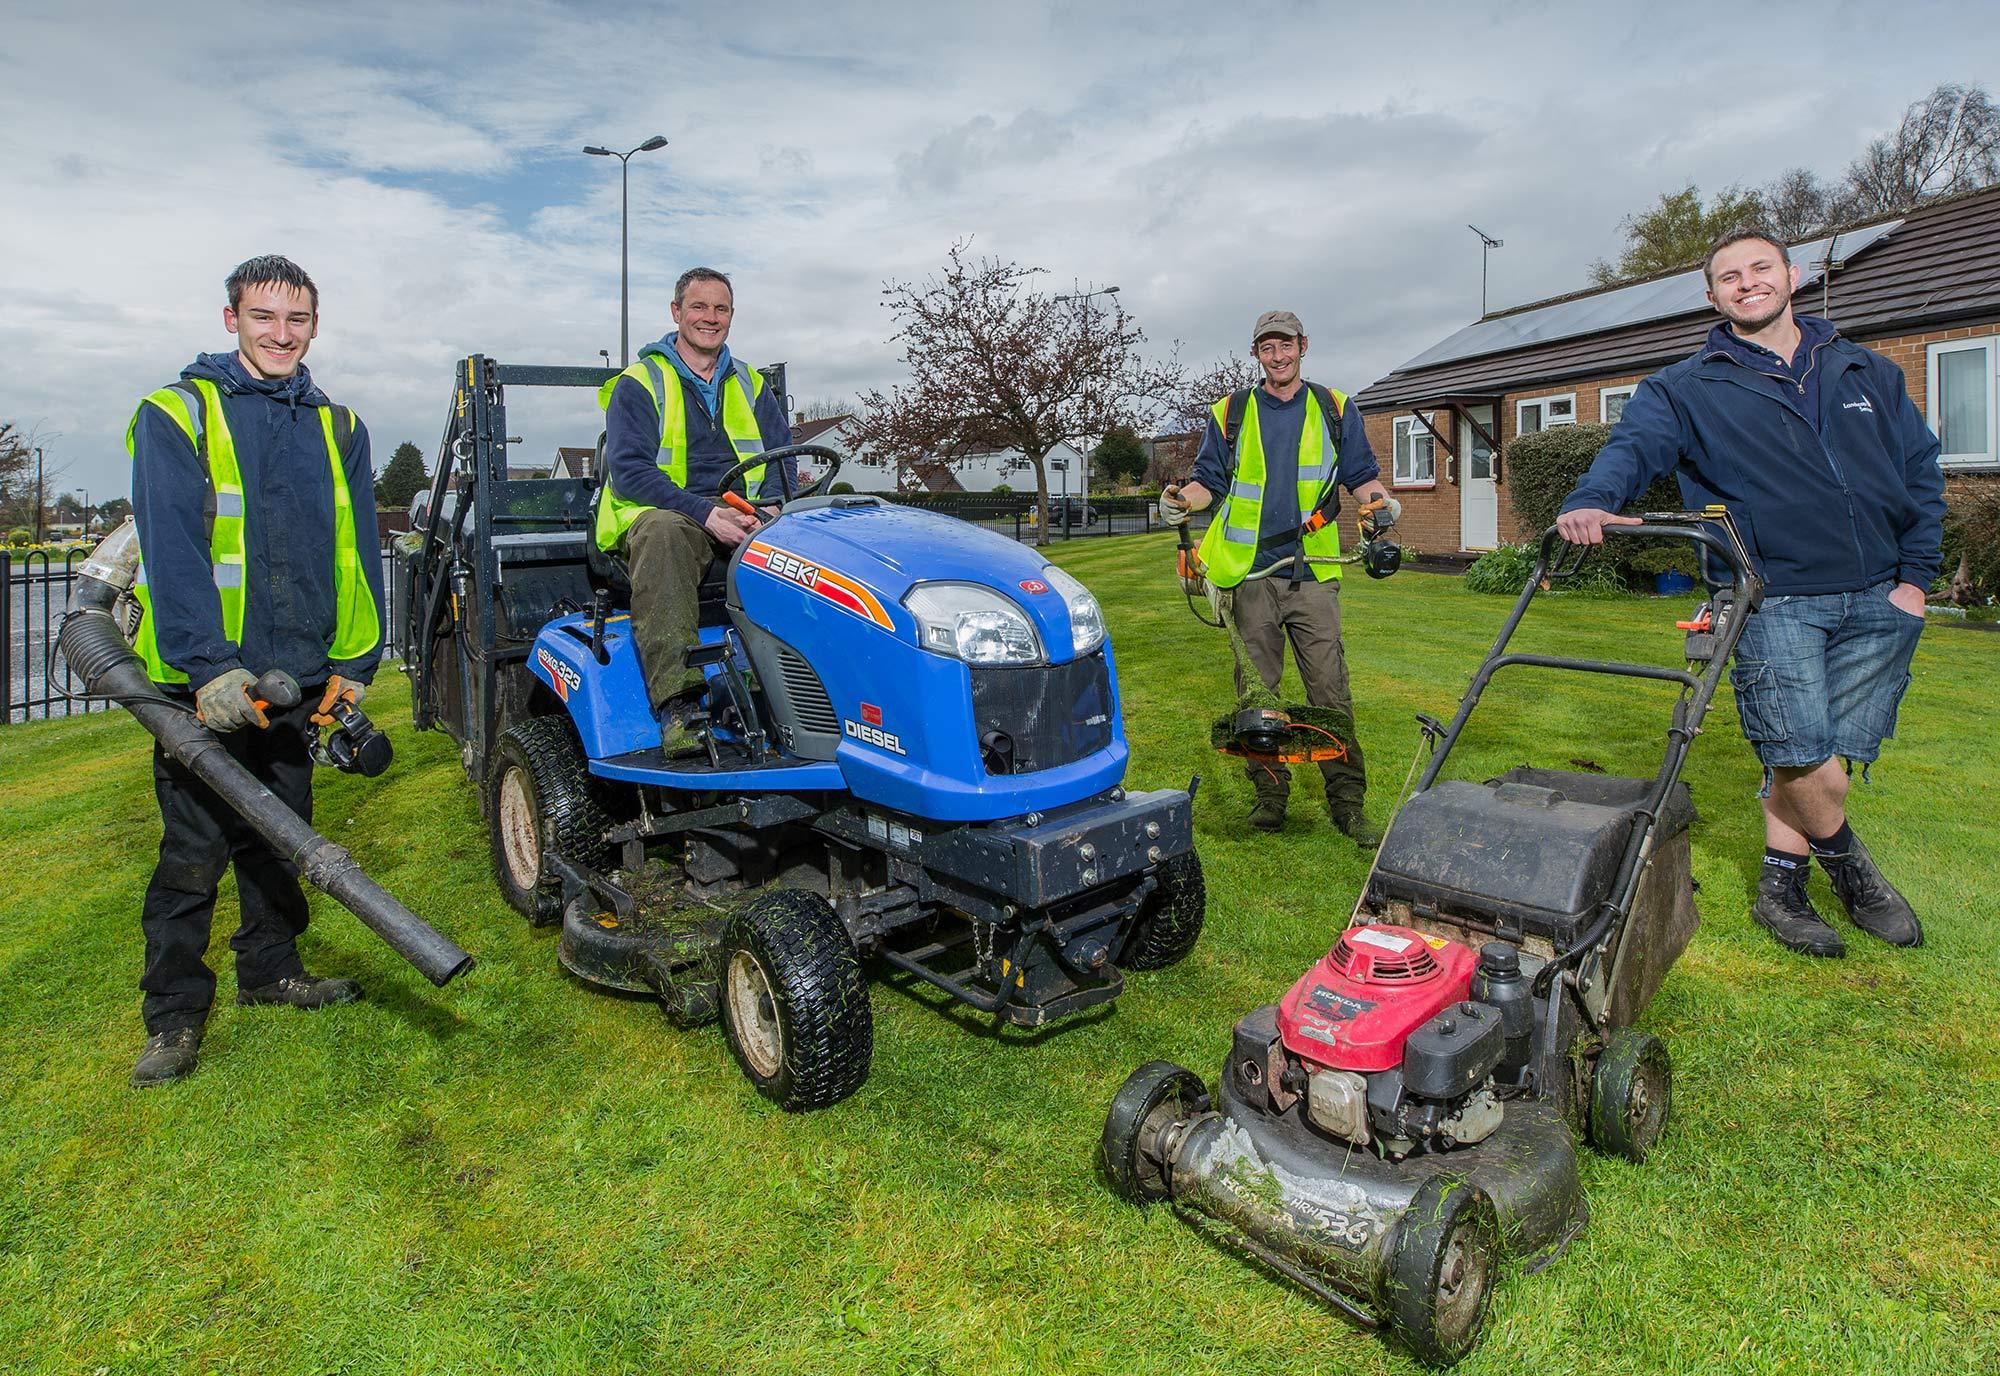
[595, 267, 793, 750]
[1558, 229, 1944, 957]
[127, 255, 386, 1085]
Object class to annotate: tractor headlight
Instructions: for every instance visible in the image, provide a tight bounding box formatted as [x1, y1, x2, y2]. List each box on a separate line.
[904, 582, 1045, 665]
[1041, 564, 1105, 655]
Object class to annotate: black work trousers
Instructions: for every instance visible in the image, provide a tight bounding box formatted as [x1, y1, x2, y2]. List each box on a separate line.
[139, 697, 317, 1033]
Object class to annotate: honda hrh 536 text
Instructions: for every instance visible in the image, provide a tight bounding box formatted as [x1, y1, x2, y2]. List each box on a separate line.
[1104, 512, 1759, 1365]
[407, 357, 1204, 1111]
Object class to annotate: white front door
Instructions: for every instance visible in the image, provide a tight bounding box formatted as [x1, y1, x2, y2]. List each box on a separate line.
[1459, 405, 1498, 550]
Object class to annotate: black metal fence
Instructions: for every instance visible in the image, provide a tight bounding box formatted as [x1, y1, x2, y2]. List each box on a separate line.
[1, 544, 411, 727]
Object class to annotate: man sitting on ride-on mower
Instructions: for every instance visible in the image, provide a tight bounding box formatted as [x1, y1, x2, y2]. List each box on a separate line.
[594, 266, 795, 751]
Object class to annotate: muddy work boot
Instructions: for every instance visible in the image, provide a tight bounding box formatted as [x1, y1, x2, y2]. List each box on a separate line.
[237, 973, 363, 1009]
[1328, 801, 1383, 850]
[132, 1026, 202, 1088]
[1751, 864, 1844, 958]
[656, 694, 706, 756]
[1248, 795, 1288, 832]
[1817, 838, 1923, 948]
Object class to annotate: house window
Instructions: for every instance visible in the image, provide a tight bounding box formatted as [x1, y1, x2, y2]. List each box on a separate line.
[1929, 338, 1997, 467]
[1393, 415, 1438, 486]
[1517, 393, 1576, 435]
[1600, 386, 1637, 424]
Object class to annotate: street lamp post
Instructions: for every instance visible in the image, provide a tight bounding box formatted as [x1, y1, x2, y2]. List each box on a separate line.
[583, 135, 669, 367]
[1053, 285, 1120, 504]
[77, 488, 89, 537]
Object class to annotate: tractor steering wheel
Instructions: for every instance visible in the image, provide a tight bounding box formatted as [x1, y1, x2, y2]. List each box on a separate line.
[718, 444, 845, 511]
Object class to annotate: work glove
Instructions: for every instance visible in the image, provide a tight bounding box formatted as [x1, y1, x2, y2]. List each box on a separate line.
[1158, 485, 1191, 528]
[312, 675, 365, 727]
[196, 668, 267, 732]
[1360, 494, 1402, 532]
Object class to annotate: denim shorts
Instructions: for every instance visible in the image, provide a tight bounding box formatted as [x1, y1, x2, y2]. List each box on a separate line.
[1728, 578, 1924, 771]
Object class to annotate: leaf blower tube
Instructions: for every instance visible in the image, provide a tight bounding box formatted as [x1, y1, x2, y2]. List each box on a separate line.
[58, 522, 474, 988]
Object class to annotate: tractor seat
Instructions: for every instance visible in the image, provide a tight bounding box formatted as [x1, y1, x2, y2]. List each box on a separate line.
[585, 431, 735, 629]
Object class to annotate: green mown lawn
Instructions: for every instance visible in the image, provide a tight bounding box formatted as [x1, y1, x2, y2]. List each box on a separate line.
[3, 533, 1996, 1375]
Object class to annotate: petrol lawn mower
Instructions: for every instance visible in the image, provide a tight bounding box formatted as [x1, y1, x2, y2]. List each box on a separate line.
[1105, 512, 1760, 1365]
[406, 356, 1204, 1112]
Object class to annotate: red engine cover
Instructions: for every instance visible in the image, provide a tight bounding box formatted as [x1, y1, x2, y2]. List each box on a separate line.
[1276, 924, 1476, 1072]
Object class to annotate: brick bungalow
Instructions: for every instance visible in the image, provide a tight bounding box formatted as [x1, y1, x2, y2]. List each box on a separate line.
[1351, 184, 2000, 559]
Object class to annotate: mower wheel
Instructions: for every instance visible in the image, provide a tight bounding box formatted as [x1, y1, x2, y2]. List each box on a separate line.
[1589, 1028, 1672, 1164]
[718, 890, 872, 1112]
[485, 716, 616, 926]
[1384, 1175, 1500, 1368]
[1102, 1061, 1209, 1203]
[1121, 850, 1206, 971]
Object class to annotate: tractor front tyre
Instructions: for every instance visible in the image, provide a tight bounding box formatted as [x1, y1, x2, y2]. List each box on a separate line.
[1121, 850, 1206, 971]
[1589, 1028, 1672, 1164]
[719, 890, 872, 1112]
[1384, 1175, 1500, 1368]
[1102, 1061, 1209, 1203]
[485, 716, 615, 926]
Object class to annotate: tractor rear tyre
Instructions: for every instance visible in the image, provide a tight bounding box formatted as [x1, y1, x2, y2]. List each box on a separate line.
[1590, 1028, 1672, 1164]
[1384, 1175, 1500, 1368]
[718, 890, 872, 1112]
[1102, 1061, 1209, 1203]
[485, 716, 616, 926]
[1121, 850, 1206, 971]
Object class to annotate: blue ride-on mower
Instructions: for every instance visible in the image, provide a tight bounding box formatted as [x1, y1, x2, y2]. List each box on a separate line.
[1103, 513, 1761, 1365]
[405, 357, 1203, 1110]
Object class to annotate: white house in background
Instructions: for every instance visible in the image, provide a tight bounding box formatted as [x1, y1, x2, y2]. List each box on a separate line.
[791, 414, 862, 489]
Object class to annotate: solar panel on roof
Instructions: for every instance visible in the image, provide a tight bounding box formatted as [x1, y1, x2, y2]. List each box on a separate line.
[1394, 220, 1903, 373]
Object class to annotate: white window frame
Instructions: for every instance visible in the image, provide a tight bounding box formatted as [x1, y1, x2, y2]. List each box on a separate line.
[1599, 385, 1637, 425]
[1517, 392, 1577, 436]
[1392, 414, 1438, 487]
[1928, 337, 1999, 469]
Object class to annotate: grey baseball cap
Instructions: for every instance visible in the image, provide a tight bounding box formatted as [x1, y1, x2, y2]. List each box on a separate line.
[1252, 309, 1305, 342]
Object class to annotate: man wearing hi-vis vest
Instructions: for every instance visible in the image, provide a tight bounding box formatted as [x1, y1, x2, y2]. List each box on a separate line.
[126, 256, 385, 1087]
[597, 266, 794, 750]
[1161, 310, 1400, 848]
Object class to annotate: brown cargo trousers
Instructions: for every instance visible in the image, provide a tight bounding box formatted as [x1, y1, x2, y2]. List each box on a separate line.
[1228, 574, 1368, 810]
[624, 507, 722, 711]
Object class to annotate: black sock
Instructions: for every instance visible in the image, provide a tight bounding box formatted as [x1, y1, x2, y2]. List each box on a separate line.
[1807, 822, 1856, 859]
[1763, 848, 1810, 889]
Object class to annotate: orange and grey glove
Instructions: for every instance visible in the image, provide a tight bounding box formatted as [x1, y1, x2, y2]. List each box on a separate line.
[196, 668, 267, 732]
[312, 675, 366, 726]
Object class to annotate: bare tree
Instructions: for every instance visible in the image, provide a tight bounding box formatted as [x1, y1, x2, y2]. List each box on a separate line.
[855, 243, 1178, 543]
[1760, 166, 1838, 240]
[1842, 82, 2000, 217]
[0, 421, 69, 537]
[1146, 354, 1263, 486]
[793, 395, 857, 423]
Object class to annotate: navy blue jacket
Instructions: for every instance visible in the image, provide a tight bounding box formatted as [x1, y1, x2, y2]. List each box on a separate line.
[1560, 317, 1945, 596]
[131, 352, 386, 688]
[1191, 383, 1381, 572]
[604, 331, 795, 527]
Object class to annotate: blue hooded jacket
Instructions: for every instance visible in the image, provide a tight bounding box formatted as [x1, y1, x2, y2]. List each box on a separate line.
[130, 351, 386, 688]
[603, 331, 795, 528]
[1560, 315, 1945, 596]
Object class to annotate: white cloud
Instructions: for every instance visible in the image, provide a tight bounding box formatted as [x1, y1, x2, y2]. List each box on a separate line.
[3, 0, 1997, 499]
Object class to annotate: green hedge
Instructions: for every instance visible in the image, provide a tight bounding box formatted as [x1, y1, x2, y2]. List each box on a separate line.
[1505, 423, 1694, 582]
[1942, 483, 2000, 601]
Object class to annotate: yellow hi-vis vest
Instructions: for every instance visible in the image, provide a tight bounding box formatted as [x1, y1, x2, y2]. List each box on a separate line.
[125, 378, 380, 685]
[593, 351, 771, 552]
[1196, 384, 1347, 588]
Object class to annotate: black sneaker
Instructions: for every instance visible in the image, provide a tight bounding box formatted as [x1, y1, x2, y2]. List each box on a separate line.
[1818, 839, 1923, 948]
[1751, 867, 1845, 958]
[1249, 797, 1287, 832]
[132, 1026, 202, 1087]
[237, 973, 363, 1009]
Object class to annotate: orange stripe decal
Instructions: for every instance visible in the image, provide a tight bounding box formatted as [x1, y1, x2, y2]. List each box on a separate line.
[743, 541, 893, 629]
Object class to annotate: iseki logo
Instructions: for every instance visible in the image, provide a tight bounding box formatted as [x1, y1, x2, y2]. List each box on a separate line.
[1019, 579, 1049, 595]
[763, 546, 821, 589]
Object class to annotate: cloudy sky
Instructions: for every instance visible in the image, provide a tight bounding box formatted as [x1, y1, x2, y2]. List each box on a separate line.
[5, 0, 1997, 500]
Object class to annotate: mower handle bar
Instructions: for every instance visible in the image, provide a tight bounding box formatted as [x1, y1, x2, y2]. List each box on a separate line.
[1539, 511, 1757, 595]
